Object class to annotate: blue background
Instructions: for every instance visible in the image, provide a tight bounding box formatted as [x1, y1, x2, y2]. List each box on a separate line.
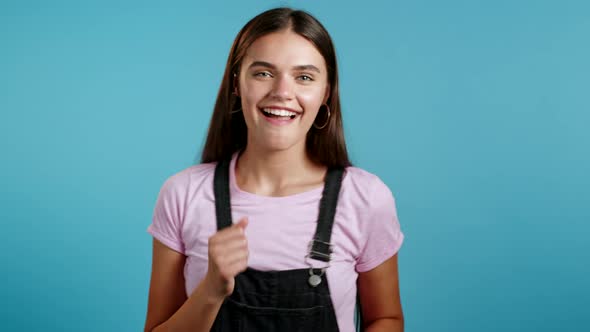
[1, 0, 588, 331]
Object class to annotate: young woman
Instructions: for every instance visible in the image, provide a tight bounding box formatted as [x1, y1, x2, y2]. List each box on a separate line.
[144, 7, 404, 332]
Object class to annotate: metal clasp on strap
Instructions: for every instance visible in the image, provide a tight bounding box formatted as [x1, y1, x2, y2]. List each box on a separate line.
[305, 239, 332, 287]
[306, 238, 333, 262]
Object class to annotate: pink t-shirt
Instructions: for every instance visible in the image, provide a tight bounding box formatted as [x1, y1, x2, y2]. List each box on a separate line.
[147, 153, 404, 332]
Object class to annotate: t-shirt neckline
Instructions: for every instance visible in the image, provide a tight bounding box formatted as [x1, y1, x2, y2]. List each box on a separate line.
[228, 151, 325, 204]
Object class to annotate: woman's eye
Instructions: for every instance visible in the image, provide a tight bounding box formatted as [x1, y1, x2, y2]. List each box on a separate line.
[298, 75, 313, 81]
[254, 71, 272, 78]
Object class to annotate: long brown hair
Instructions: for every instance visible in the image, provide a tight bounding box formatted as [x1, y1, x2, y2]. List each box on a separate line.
[200, 7, 351, 168]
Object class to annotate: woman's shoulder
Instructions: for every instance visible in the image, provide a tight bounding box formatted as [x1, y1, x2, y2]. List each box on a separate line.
[157, 161, 218, 195]
[342, 165, 396, 203]
[343, 165, 380, 181]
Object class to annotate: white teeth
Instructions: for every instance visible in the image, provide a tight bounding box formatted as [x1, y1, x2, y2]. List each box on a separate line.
[262, 108, 297, 117]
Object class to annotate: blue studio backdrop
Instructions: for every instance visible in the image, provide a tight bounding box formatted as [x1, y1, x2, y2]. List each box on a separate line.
[1, 0, 588, 331]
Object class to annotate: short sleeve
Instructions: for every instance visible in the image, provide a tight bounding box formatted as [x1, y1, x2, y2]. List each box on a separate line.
[356, 177, 404, 273]
[147, 172, 188, 254]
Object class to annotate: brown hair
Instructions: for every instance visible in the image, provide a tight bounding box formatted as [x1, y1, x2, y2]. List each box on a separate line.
[200, 7, 351, 168]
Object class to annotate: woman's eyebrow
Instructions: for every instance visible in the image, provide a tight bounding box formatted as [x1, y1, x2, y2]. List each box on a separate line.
[293, 65, 321, 73]
[248, 61, 321, 73]
[248, 61, 275, 69]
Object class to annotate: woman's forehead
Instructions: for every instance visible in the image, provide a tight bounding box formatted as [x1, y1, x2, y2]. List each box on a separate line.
[243, 30, 326, 71]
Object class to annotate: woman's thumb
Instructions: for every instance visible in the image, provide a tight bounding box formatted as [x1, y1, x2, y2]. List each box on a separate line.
[236, 217, 248, 230]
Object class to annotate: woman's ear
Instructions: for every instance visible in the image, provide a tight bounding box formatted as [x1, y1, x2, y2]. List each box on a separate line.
[323, 84, 331, 104]
[233, 72, 239, 96]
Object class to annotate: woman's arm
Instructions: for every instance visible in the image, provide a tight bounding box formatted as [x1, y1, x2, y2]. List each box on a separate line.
[358, 254, 404, 332]
[144, 239, 225, 332]
[144, 219, 249, 332]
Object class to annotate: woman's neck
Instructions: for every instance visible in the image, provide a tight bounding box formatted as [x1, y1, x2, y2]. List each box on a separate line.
[235, 145, 326, 197]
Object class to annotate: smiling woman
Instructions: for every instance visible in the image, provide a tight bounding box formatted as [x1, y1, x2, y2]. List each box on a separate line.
[144, 7, 405, 332]
[238, 30, 329, 154]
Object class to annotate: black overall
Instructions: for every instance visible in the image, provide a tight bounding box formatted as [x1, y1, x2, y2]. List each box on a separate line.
[209, 158, 345, 332]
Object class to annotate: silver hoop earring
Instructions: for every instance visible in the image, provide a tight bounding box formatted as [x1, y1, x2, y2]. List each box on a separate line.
[313, 104, 331, 129]
[230, 108, 242, 115]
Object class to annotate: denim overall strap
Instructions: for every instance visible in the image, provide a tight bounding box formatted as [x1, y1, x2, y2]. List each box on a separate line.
[214, 158, 233, 230]
[308, 167, 345, 262]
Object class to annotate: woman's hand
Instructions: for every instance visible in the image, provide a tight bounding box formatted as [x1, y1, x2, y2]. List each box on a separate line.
[204, 218, 249, 301]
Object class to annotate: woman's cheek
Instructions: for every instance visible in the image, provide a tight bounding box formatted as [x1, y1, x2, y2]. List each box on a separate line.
[298, 91, 324, 117]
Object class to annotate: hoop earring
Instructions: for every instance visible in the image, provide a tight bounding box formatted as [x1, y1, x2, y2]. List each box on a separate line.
[230, 93, 241, 115]
[313, 104, 331, 129]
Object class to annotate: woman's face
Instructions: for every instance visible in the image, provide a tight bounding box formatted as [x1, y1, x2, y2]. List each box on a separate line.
[237, 29, 330, 153]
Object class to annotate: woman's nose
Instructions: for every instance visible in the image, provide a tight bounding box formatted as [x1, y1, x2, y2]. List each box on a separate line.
[270, 75, 294, 100]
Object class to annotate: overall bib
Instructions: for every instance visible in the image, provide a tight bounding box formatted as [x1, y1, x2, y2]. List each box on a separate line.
[209, 158, 344, 332]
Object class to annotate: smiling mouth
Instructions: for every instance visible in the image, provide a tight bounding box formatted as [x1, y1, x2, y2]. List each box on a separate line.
[259, 108, 299, 120]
